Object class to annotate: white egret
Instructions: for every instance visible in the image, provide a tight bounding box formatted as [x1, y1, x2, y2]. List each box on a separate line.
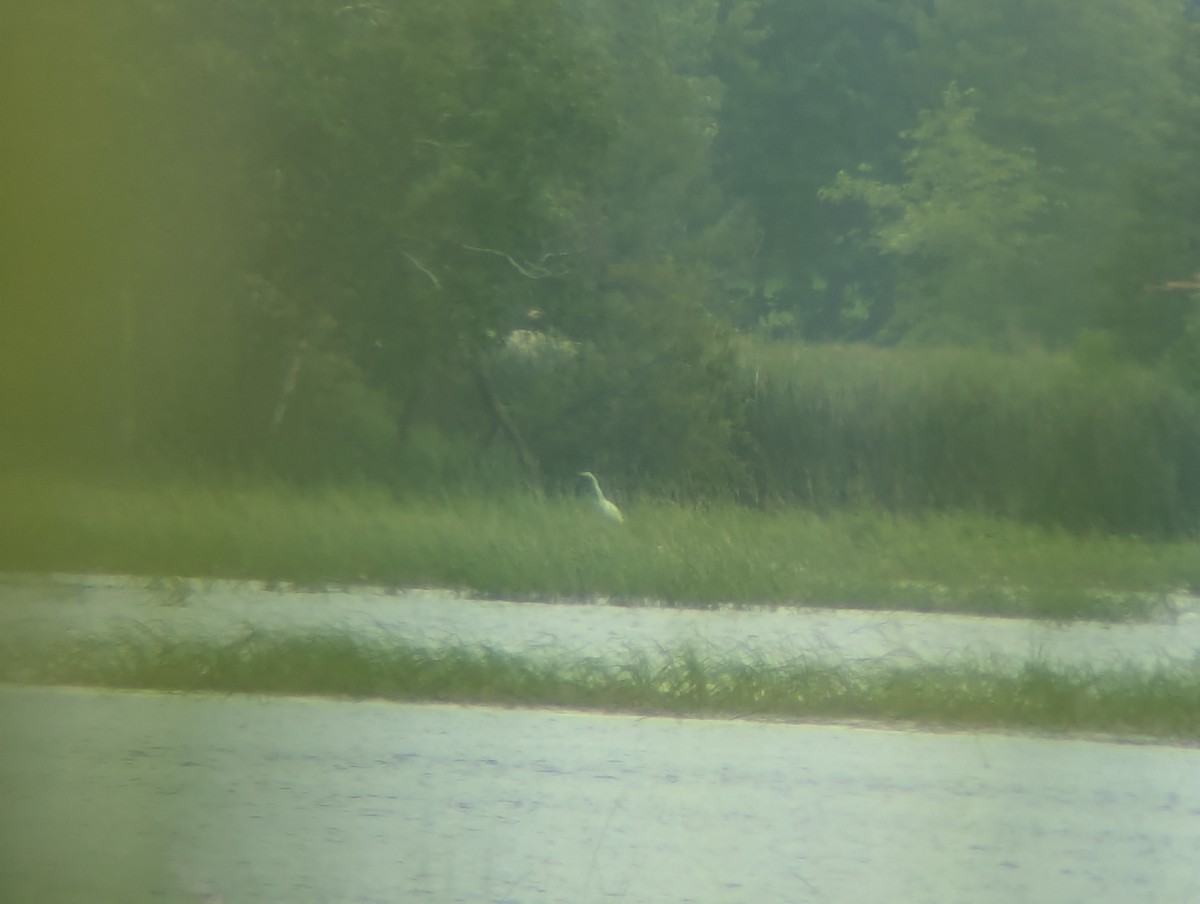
[578, 471, 624, 523]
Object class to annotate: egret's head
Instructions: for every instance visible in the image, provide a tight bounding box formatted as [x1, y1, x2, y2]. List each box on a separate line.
[576, 471, 623, 522]
[577, 470, 606, 500]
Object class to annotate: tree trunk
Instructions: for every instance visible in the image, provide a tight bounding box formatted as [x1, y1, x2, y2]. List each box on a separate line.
[470, 352, 543, 498]
[269, 338, 308, 433]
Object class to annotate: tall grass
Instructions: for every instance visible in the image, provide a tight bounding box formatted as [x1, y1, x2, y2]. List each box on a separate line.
[3, 472, 1198, 619]
[741, 342, 1200, 536]
[4, 630, 1198, 741]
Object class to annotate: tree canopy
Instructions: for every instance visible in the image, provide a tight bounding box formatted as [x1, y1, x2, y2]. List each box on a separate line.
[4, 0, 1199, 511]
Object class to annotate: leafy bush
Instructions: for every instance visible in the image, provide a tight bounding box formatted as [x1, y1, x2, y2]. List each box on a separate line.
[501, 259, 750, 498]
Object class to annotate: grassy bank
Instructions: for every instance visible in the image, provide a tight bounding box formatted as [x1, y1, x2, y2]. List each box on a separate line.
[3, 473, 1199, 620]
[4, 630, 1198, 741]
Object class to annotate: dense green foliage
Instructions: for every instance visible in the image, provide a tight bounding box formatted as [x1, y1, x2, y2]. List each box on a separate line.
[4, 0, 1200, 534]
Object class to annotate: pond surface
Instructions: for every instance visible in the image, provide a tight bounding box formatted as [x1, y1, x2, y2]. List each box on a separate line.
[1, 685, 1198, 903]
[2, 572, 1198, 670]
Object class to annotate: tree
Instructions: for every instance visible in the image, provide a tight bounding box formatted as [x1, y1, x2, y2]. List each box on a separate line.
[902, 0, 1187, 342]
[712, 0, 1190, 345]
[821, 84, 1045, 344]
[2, 0, 620, 478]
[1098, 15, 1200, 374]
[501, 259, 748, 497]
[711, 0, 923, 338]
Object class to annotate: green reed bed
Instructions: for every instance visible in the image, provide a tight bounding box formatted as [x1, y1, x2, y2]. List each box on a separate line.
[4, 630, 1198, 741]
[3, 473, 1199, 620]
[742, 342, 1200, 537]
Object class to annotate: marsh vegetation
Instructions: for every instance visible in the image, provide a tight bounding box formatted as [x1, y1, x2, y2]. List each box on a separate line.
[4, 629, 1199, 741]
[4, 473, 1199, 620]
[5, 1, 1200, 735]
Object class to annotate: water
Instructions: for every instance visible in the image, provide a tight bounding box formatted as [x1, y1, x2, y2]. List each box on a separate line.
[3, 574, 1198, 901]
[2, 572, 1198, 670]
[1, 685, 1198, 903]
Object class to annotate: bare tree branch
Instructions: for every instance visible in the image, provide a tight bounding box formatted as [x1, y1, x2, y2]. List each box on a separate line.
[414, 138, 471, 150]
[270, 338, 308, 434]
[400, 250, 442, 289]
[461, 244, 569, 279]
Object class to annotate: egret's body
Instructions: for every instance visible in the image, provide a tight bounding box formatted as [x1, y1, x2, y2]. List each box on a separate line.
[578, 471, 624, 523]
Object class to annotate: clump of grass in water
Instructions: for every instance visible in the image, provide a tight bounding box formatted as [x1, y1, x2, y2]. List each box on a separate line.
[4, 630, 1198, 741]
